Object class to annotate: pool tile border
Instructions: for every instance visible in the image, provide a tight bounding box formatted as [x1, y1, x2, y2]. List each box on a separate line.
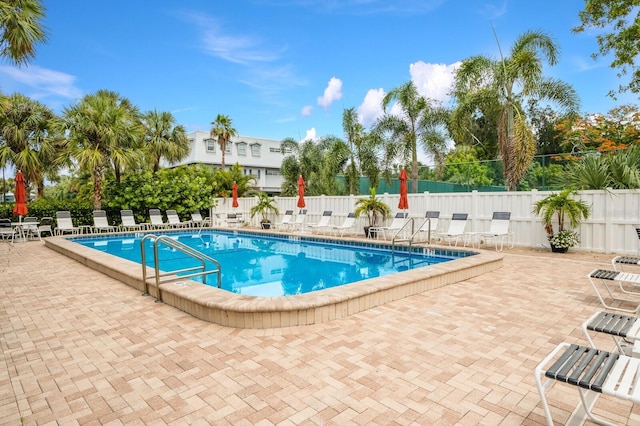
[45, 230, 503, 328]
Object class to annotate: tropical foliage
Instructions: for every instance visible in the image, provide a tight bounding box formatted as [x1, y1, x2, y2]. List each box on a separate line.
[573, 0, 640, 95]
[142, 109, 190, 172]
[210, 114, 236, 170]
[451, 30, 579, 191]
[249, 191, 279, 222]
[0, 0, 47, 65]
[354, 188, 391, 228]
[533, 188, 591, 236]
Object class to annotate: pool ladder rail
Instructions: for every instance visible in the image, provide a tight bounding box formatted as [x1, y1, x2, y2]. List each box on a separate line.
[391, 217, 434, 254]
[140, 234, 222, 302]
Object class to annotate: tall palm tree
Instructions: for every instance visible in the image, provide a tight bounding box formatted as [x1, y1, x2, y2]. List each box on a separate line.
[0, 0, 47, 65]
[142, 109, 190, 172]
[452, 30, 580, 190]
[375, 81, 449, 192]
[0, 92, 57, 198]
[58, 89, 143, 210]
[210, 114, 236, 170]
[342, 107, 365, 194]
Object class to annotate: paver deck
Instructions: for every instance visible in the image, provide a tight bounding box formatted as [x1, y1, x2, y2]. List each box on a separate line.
[1, 239, 639, 425]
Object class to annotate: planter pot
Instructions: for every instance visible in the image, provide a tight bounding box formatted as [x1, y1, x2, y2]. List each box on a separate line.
[550, 243, 569, 253]
[364, 226, 378, 239]
[261, 222, 271, 230]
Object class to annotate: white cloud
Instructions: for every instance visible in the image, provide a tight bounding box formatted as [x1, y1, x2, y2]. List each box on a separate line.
[301, 105, 313, 116]
[301, 128, 318, 142]
[317, 77, 343, 109]
[409, 61, 461, 104]
[357, 88, 385, 127]
[0, 65, 82, 99]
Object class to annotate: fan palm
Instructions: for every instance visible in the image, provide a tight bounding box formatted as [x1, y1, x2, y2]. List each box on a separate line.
[142, 109, 190, 172]
[0, 0, 47, 65]
[210, 114, 236, 170]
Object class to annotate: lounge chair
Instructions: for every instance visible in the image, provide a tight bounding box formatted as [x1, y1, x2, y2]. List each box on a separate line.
[308, 210, 333, 234]
[225, 212, 243, 228]
[612, 255, 640, 272]
[370, 212, 409, 240]
[22, 216, 41, 240]
[433, 213, 468, 246]
[120, 210, 147, 231]
[273, 210, 294, 231]
[166, 209, 190, 228]
[0, 218, 16, 243]
[582, 311, 640, 357]
[467, 211, 512, 251]
[535, 342, 640, 426]
[411, 211, 440, 242]
[288, 209, 307, 232]
[92, 210, 117, 233]
[190, 210, 208, 228]
[149, 209, 168, 229]
[331, 213, 356, 237]
[37, 217, 53, 238]
[587, 268, 640, 314]
[55, 211, 80, 236]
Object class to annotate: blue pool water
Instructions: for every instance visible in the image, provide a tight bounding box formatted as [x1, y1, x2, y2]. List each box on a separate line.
[70, 230, 473, 297]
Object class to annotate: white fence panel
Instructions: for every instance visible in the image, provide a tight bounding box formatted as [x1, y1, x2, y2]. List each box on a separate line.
[212, 189, 640, 254]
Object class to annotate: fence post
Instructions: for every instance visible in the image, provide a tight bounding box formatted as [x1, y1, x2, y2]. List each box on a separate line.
[604, 188, 612, 254]
[530, 189, 539, 249]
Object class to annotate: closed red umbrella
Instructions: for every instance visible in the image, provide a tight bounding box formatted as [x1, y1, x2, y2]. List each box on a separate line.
[398, 168, 409, 210]
[297, 175, 305, 208]
[13, 170, 28, 219]
[231, 181, 239, 208]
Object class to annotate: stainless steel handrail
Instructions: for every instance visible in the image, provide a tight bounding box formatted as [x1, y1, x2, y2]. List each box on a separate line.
[141, 234, 222, 302]
[391, 218, 415, 254]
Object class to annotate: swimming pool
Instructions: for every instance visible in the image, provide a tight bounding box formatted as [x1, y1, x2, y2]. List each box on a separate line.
[70, 230, 470, 297]
[46, 229, 502, 328]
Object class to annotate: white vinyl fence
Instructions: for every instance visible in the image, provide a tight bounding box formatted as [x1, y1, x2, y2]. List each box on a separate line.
[212, 189, 640, 254]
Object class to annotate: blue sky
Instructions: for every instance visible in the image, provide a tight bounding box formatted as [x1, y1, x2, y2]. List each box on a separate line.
[0, 0, 637, 149]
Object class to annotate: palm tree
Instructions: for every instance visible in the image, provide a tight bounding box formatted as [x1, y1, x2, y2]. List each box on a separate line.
[452, 30, 580, 190]
[0, 0, 47, 65]
[142, 109, 190, 172]
[342, 107, 365, 194]
[210, 114, 236, 170]
[58, 89, 143, 210]
[0, 92, 58, 198]
[375, 81, 449, 192]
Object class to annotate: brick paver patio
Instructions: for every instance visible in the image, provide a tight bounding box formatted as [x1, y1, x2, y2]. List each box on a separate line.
[1, 240, 639, 425]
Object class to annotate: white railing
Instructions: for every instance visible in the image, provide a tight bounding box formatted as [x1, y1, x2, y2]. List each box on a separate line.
[211, 189, 640, 254]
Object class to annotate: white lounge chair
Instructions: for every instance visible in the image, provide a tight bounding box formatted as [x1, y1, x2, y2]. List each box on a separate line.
[225, 212, 243, 228]
[274, 210, 294, 231]
[308, 210, 333, 234]
[587, 268, 640, 314]
[166, 209, 189, 228]
[149, 209, 168, 229]
[120, 210, 147, 231]
[92, 210, 117, 233]
[0, 218, 16, 243]
[37, 217, 53, 238]
[289, 209, 307, 232]
[55, 211, 80, 236]
[370, 212, 409, 240]
[467, 211, 512, 251]
[331, 213, 356, 237]
[433, 213, 468, 246]
[535, 342, 640, 426]
[411, 211, 440, 242]
[581, 311, 640, 357]
[190, 210, 208, 228]
[22, 216, 41, 240]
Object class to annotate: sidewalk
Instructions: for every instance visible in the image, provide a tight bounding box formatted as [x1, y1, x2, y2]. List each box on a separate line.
[1, 240, 638, 425]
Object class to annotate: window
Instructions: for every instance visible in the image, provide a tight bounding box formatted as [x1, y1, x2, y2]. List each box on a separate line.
[269, 147, 281, 153]
[266, 170, 281, 176]
[225, 143, 231, 154]
[237, 142, 247, 156]
[251, 143, 261, 157]
[205, 138, 215, 153]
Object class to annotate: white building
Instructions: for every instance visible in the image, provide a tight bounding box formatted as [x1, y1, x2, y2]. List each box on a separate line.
[171, 131, 288, 194]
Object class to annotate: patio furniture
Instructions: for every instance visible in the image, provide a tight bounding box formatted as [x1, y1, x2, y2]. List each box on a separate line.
[331, 213, 356, 237]
[412, 211, 440, 242]
[288, 209, 307, 232]
[535, 342, 640, 426]
[92, 210, 117, 233]
[612, 255, 640, 272]
[0, 218, 16, 243]
[37, 217, 53, 238]
[582, 311, 640, 357]
[225, 213, 243, 228]
[273, 210, 294, 231]
[55, 211, 80, 236]
[166, 209, 190, 228]
[308, 210, 333, 234]
[190, 210, 208, 228]
[370, 212, 409, 240]
[467, 211, 512, 251]
[433, 213, 469, 247]
[120, 210, 147, 231]
[587, 269, 640, 314]
[149, 209, 168, 229]
[22, 216, 41, 240]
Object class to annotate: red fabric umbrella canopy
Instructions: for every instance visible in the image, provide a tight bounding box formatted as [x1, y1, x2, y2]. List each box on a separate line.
[231, 181, 239, 208]
[297, 175, 306, 208]
[398, 168, 409, 210]
[13, 170, 28, 218]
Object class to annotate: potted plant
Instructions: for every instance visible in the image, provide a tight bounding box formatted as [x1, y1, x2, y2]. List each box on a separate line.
[250, 192, 279, 229]
[354, 188, 391, 238]
[533, 188, 590, 252]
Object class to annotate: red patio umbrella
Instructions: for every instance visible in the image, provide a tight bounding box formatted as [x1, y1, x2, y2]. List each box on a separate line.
[13, 170, 28, 220]
[231, 181, 239, 208]
[398, 168, 409, 210]
[297, 175, 305, 208]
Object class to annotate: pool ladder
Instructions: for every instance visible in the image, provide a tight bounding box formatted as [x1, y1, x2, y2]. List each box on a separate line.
[391, 217, 434, 254]
[140, 234, 222, 303]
